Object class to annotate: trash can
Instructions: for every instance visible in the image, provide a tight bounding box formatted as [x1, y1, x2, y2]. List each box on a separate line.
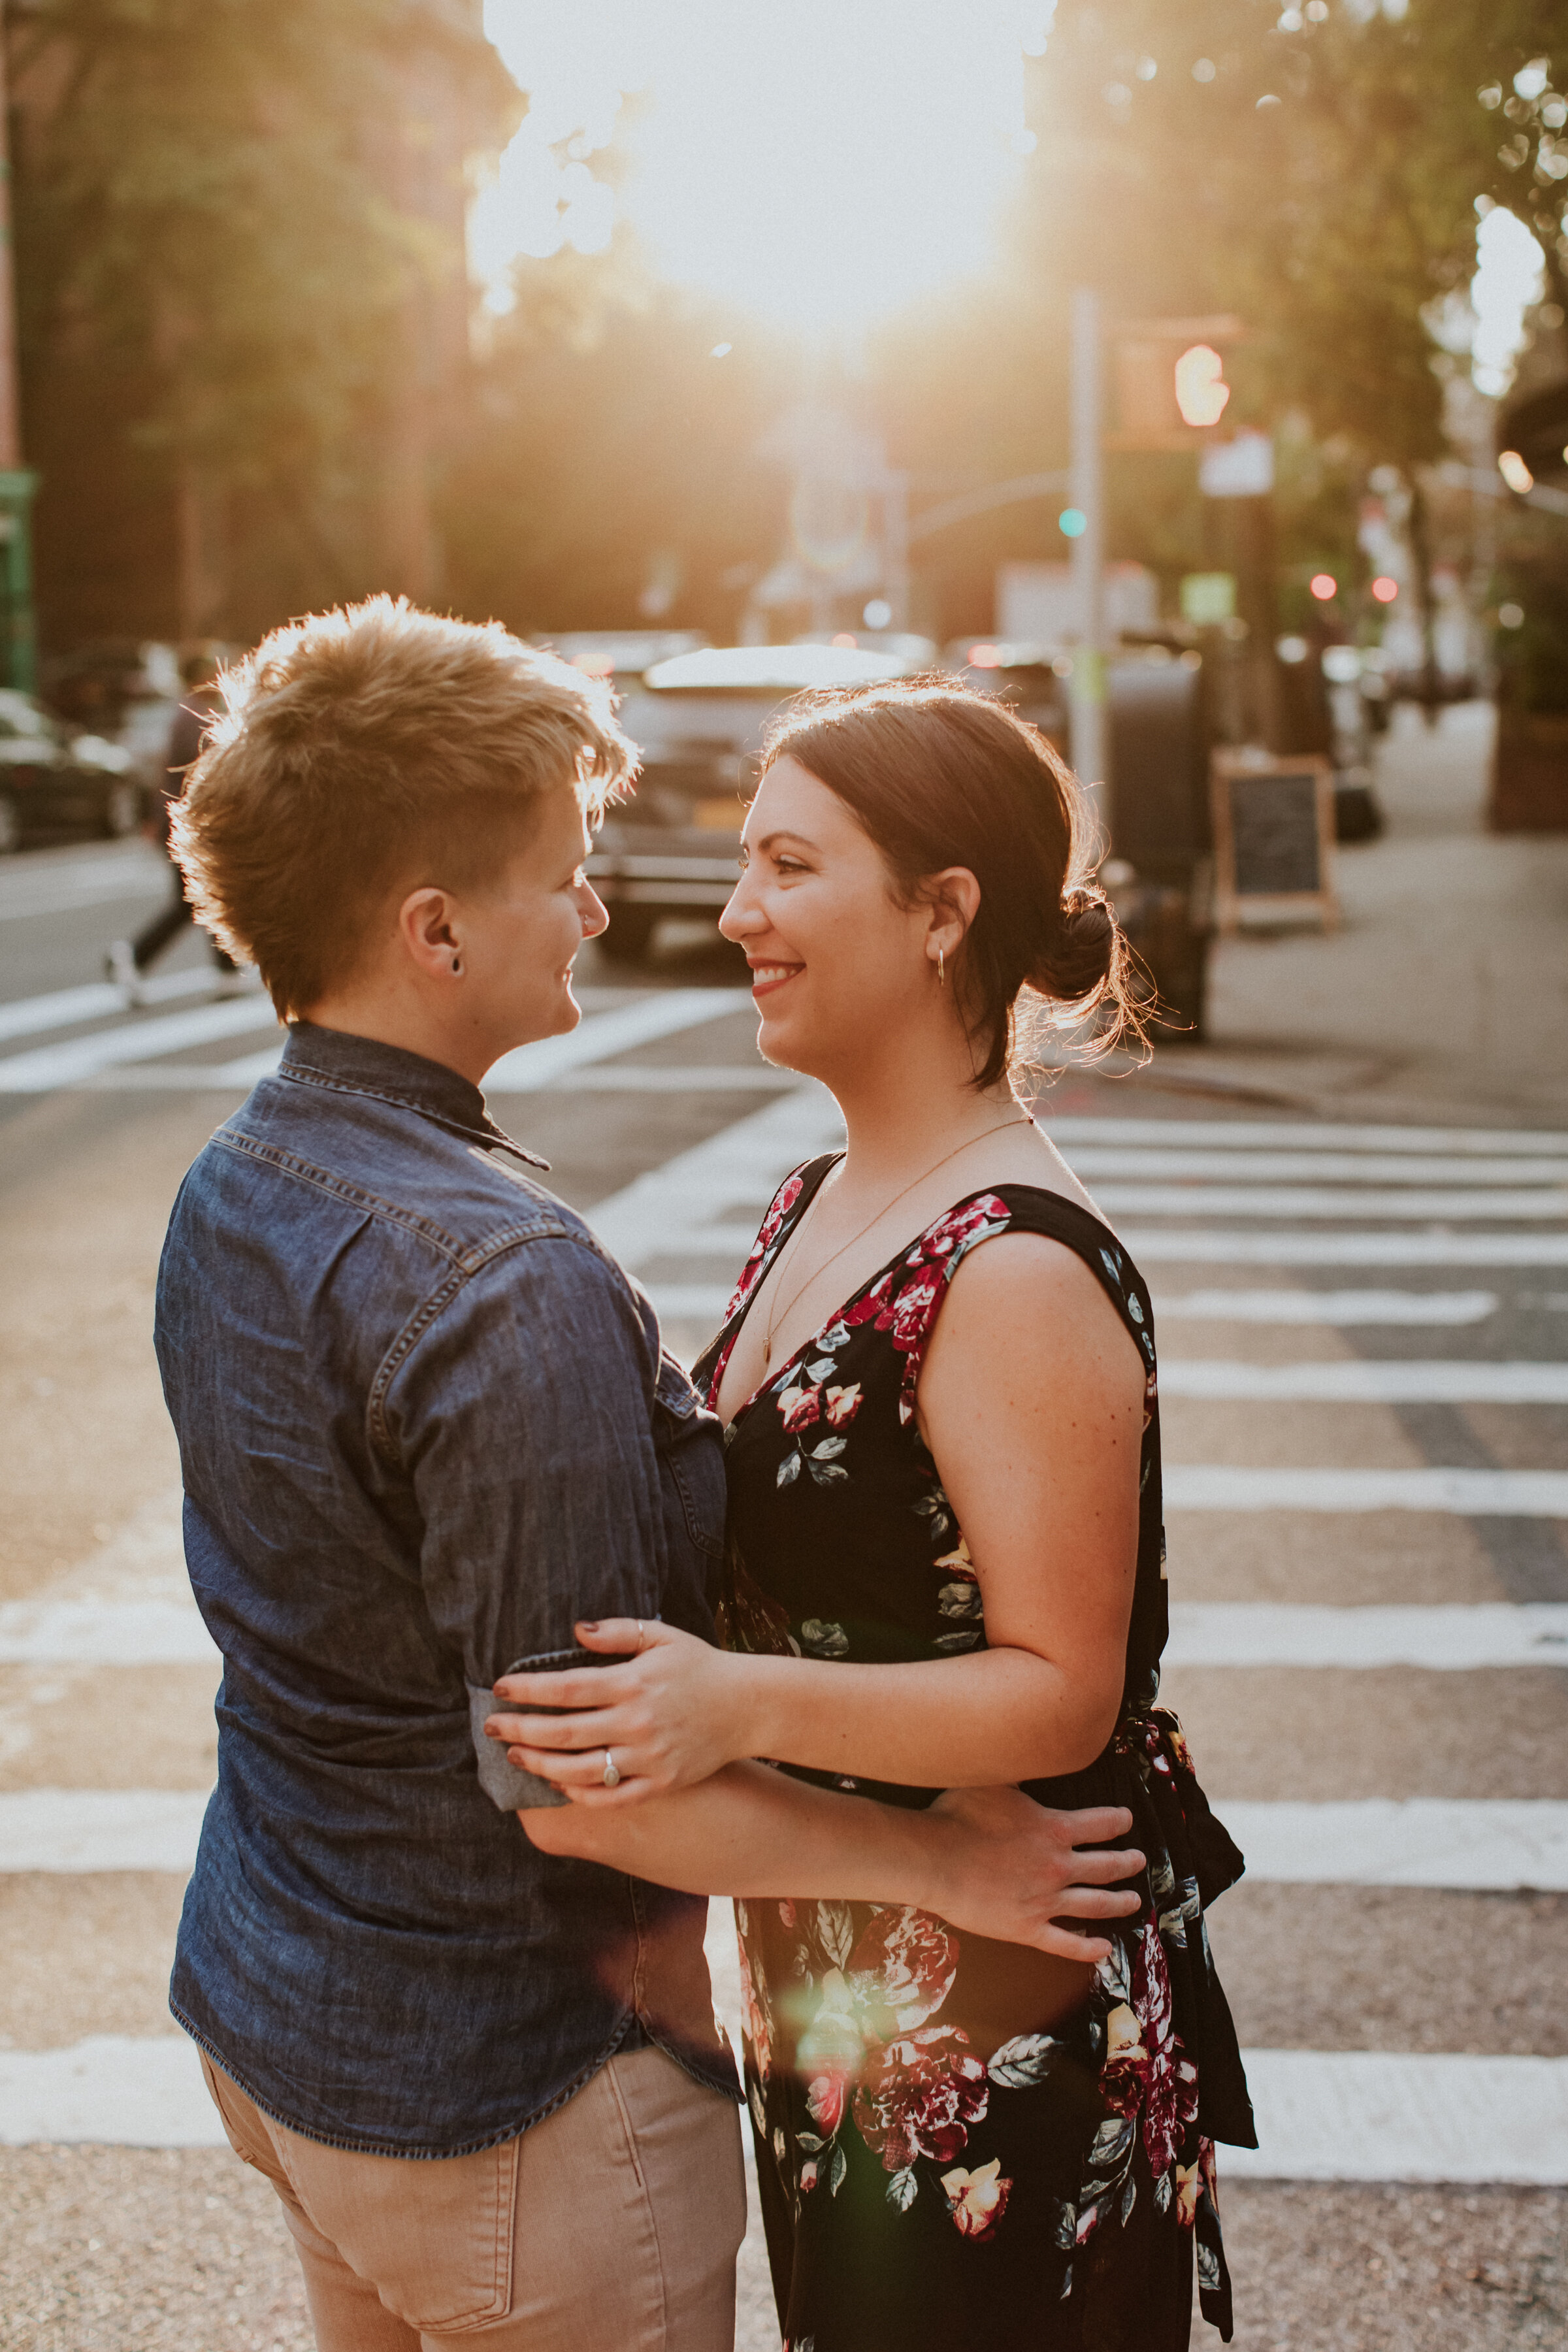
[1105, 649, 1214, 1039]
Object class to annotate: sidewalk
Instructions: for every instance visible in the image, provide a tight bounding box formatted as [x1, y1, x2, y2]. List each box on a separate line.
[1137, 704, 1568, 1126]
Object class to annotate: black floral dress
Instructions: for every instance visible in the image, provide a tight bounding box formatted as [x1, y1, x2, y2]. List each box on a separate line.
[693, 1160, 1257, 2352]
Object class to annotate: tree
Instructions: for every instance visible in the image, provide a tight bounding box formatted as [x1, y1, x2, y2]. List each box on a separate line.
[10, 0, 510, 647]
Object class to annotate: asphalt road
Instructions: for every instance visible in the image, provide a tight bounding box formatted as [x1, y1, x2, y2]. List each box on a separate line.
[0, 831, 1564, 2351]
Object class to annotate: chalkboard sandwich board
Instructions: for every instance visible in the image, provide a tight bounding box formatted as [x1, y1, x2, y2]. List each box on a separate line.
[1211, 750, 1338, 934]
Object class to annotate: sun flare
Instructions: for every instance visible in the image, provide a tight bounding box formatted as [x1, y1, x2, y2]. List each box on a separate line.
[476, 0, 1045, 333]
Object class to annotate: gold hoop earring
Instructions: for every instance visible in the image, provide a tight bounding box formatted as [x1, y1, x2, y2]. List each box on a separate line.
[937, 946, 946, 987]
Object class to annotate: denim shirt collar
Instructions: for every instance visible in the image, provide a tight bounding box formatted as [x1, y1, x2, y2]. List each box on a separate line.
[279, 1021, 549, 1168]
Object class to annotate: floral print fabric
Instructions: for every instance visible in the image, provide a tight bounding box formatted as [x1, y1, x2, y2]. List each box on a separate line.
[695, 1163, 1256, 2352]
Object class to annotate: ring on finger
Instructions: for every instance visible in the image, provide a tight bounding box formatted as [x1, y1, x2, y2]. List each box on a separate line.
[601, 1748, 621, 1789]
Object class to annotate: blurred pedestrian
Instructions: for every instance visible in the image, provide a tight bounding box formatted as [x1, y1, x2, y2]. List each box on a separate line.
[104, 644, 243, 1004]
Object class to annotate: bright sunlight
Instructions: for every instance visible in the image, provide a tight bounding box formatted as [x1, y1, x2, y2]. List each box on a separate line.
[474, 0, 1048, 333]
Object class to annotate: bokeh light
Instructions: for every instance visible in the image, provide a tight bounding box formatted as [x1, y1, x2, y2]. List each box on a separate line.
[476, 0, 1036, 331]
[1371, 576, 1399, 604]
[1309, 573, 1337, 601]
[1173, 344, 1230, 428]
[1058, 507, 1088, 538]
[1497, 449, 1535, 495]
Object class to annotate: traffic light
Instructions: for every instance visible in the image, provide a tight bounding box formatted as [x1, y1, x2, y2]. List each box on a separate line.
[1105, 316, 1245, 452]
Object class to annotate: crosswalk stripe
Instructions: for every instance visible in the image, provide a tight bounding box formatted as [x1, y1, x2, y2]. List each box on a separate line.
[1067, 1150, 1568, 1184]
[0, 994, 280, 1090]
[1211, 1800, 1568, 1891]
[0, 1596, 216, 1664]
[0, 1788, 212, 1870]
[649, 1226, 1568, 1269]
[0, 963, 221, 1045]
[1090, 1184, 1568, 1220]
[1163, 1601, 1568, 1668]
[1120, 1228, 1568, 1266]
[7, 1790, 1564, 1889]
[1154, 1288, 1500, 1324]
[0, 2037, 227, 2148]
[6, 2033, 1560, 2178]
[1166, 1465, 1568, 1515]
[1160, 1360, 1568, 1402]
[7, 1595, 1561, 1671]
[1043, 1117, 1568, 1155]
[484, 989, 754, 1088]
[1226, 2051, 1568, 2184]
[0, 855, 169, 926]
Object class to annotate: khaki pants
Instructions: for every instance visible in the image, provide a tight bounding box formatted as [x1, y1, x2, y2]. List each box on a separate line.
[199, 2046, 745, 2351]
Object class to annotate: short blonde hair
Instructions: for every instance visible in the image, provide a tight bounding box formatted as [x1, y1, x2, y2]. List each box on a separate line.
[172, 596, 635, 1019]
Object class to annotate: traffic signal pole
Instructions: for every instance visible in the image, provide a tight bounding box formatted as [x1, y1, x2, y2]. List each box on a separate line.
[1068, 287, 1107, 821]
[0, 3, 36, 691]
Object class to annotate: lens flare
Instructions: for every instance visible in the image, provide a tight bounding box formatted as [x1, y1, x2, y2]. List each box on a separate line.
[478, 0, 1032, 331]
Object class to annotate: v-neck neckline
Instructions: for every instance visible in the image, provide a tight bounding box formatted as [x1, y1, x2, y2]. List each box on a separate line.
[717, 1164, 1005, 1431]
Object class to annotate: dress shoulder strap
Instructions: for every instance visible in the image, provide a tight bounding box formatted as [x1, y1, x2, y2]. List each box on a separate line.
[841, 1184, 1156, 1428]
[715, 1152, 838, 1336]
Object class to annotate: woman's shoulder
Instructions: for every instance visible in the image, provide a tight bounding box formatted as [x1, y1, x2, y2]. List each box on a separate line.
[907, 1183, 1156, 1369]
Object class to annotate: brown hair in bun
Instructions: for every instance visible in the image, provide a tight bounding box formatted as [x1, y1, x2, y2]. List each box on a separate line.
[762, 679, 1141, 1088]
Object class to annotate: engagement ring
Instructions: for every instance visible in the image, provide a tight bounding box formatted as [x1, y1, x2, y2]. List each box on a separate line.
[601, 1750, 621, 1789]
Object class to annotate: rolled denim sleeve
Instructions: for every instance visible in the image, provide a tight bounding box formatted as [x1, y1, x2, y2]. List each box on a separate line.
[387, 1234, 680, 1810]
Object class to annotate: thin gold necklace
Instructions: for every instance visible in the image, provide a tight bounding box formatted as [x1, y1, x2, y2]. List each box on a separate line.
[760, 1115, 1034, 1366]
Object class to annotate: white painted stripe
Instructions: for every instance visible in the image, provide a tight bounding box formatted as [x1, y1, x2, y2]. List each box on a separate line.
[1092, 1184, 1568, 1220]
[1160, 1360, 1568, 1403]
[0, 962, 226, 1045]
[0, 2036, 226, 2148]
[658, 1226, 1568, 1269]
[1165, 1465, 1568, 1516]
[554, 1063, 795, 1092]
[1227, 2051, 1568, 2184]
[1164, 1602, 1568, 1669]
[69, 1054, 802, 1095]
[1122, 1230, 1568, 1266]
[10, 1788, 1561, 1894]
[1044, 1117, 1568, 1156]
[9, 1593, 1561, 1672]
[647, 1284, 732, 1324]
[1154, 1288, 1498, 1324]
[0, 853, 172, 925]
[485, 989, 753, 1089]
[0, 1788, 211, 1872]
[1215, 1800, 1568, 1891]
[0, 994, 280, 1090]
[587, 1086, 844, 1269]
[642, 1281, 1519, 1335]
[1067, 1149, 1568, 1184]
[0, 1595, 216, 1665]
[2, 2032, 1560, 2175]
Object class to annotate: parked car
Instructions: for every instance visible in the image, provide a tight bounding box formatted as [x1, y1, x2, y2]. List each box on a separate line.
[528, 629, 709, 681]
[42, 639, 186, 794]
[0, 690, 140, 853]
[588, 642, 916, 959]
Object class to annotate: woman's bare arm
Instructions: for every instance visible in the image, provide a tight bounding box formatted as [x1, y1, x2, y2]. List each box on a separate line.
[491, 1234, 1143, 1795]
[521, 1761, 1144, 1964]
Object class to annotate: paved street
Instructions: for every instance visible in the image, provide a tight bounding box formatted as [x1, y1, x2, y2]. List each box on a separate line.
[0, 706, 1565, 2349]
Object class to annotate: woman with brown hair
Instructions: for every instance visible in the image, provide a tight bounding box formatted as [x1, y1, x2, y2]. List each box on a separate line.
[491, 681, 1256, 2351]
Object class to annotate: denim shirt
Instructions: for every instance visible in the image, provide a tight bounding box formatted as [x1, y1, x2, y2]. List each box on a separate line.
[155, 1022, 737, 2157]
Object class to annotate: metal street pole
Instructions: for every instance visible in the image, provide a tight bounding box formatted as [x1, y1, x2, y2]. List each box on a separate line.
[1068, 286, 1107, 820]
[0, 2, 37, 691]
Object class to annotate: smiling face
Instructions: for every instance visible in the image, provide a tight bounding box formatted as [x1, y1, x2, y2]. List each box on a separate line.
[719, 754, 939, 1080]
[446, 781, 608, 1061]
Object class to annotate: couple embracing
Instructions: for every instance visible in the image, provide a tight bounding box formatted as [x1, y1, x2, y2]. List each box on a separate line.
[155, 599, 1254, 2352]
